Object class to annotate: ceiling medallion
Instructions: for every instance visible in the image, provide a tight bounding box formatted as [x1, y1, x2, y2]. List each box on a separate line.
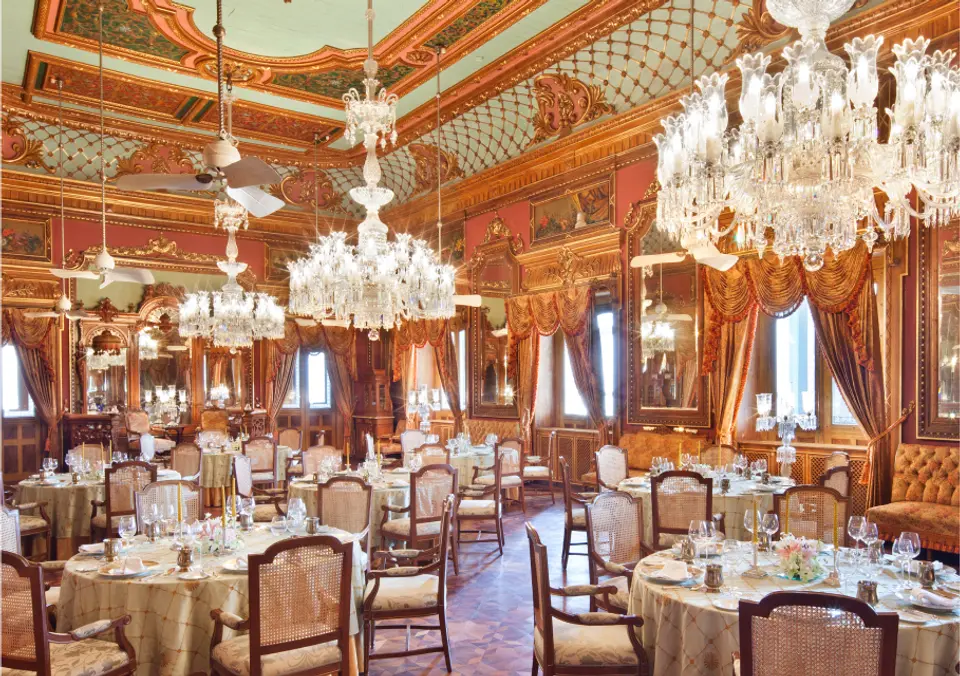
[529, 72, 614, 146]
[655, 0, 960, 271]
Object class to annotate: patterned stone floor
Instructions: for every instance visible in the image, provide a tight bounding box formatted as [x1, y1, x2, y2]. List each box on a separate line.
[367, 496, 591, 675]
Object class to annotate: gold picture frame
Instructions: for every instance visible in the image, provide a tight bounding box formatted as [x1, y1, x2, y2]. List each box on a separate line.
[1, 216, 52, 263]
[529, 174, 614, 246]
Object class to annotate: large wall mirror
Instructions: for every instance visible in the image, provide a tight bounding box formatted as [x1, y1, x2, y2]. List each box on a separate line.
[918, 221, 960, 439]
[203, 347, 251, 410]
[80, 326, 129, 414]
[625, 202, 710, 427]
[470, 228, 521, 419]
[136, 299, 192, 425]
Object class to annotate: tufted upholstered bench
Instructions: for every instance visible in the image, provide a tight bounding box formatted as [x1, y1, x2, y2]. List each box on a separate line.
[865, 443, 959, 553]
[580, 431, 704, 486]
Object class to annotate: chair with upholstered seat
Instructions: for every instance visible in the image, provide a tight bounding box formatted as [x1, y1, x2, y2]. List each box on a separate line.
[2, 550, 137, 675]
[585, 491, 644, 613]
[278, 428, 304, 480]
[71, 444, 108, 465]
[234, 455, 286, 524]
[170, 443, 201, 482]
[456, 449, 506, 563]
[364, 495, 455, 672]
[735, 591, 898, 676]
[522, 431, 556, 504]
[2, 507, 63, 627]
[91, 461, 156, 541]
[526, 523, 649, 675]
[650, 470, 723, 551]
[209, 535, 353, 676]
[700, 444, 737, 468]
[771, 485, 849, 546]
[243, 436, 280, 488]
[380, 464, 458, 554]
[316, 476, 373, 552]
[125, 410, 174, 464]
[472, 440, 526, 512]
[2, 472, 52, 561]
[399, 429, 427, 455]
[419, 444, 451, 466]
[559, 458, 596, 570]
[134, 480, 200, 534]
[595, 445, 629, 492]
[819, 453, 850, 496]
[296, 446, 342, 478]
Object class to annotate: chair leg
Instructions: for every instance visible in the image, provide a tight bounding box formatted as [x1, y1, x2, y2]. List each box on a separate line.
[550, 479, 556, 504]
[519, 484, 527, 514]
[439, 607, 453, 672]
[532, 653, 540, 676]
[363, 618, 372, 676]
[561, 525, 571, 570]
[451, 525, 460, 576]
[496, 516, 504, 555]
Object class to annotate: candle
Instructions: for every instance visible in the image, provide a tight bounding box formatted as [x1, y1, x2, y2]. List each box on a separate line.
[100, 442, 105, 464]
[832, 501, 838, 548]
[221, 487, 227, 529]
[344, 440, 350, 468]
[785, 499, 790, 536]
[697, 440, 702, 461]
[677, 441, 682, 467]
[176, 482, 182, 522]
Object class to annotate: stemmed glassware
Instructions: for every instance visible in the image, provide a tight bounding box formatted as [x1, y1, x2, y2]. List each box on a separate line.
[892, 534, 916, 589]
[286, 498, 307, 533]
[270, 516, 287, 537]
[847, 515, 866, 568]
[895, 531, 921, 588]
[117, 515, 137, 551]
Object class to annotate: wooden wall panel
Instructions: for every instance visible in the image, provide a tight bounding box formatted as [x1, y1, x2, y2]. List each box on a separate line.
[2, 418, 43, 482]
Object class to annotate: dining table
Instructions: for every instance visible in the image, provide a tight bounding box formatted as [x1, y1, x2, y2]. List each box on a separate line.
[16, 469, 180, 558]
[627, 548, 960, 676]
[56, 525, 365, 676]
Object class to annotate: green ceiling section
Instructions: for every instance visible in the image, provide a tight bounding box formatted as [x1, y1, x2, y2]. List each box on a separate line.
[77, 270, 228, 309]
[272, 63, 415, 99]
[60, 0, 190, 62]
[425, 0, 514, 49]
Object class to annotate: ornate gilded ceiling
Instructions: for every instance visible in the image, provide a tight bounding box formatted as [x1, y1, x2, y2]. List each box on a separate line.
[3, 0, 957, 225]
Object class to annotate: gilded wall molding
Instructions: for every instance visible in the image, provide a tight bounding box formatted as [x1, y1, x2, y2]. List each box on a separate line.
[529, 73, 614, 146]
[522, 248, 621, 291]
[1, 275, 61, 302]
[1, 118, 47, 169]
[482, 214, 524, 255]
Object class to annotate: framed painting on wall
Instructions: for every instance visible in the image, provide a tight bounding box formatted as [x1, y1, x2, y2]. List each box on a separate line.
[440, 219, 465, 264]
[264, 242, 306, 282]
[530, 175, 614, 245]
[2, 217, 51, 263]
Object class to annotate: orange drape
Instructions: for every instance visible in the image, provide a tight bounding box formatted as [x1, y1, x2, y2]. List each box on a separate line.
[393, 319, 463, 435]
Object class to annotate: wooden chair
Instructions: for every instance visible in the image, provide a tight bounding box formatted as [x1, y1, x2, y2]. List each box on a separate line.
[134, 480, 200, 534]
[559, 458, 596, 570]
[1, 550, 137, 675]
[585, 491, 644, 613]
[364, 495, 455, 672]
[200, 408, 229, 433]
[2, 507, 63, 626]
[700, 443, 737, 468]
[456, 448, 506, 564]
[277, 428, 302, 451]
[170, 443, 201, 482]
[316, 476, 373, 552]
[522, 430, 556, 504]
[71, 443, 107, 465]
[399, 429, 427, 455]
[2, 472, 52, 561]
[472, 439, 526, 512]
[298, 446, 342, 477]
[595, 445, 628, 491]
[91, 461, 156, 540]
[736, 591, 898, 676]
[772, 485, 850, 547]
[819, 464, 850, 497]
[124, 409, 151, 451]
[243, 436, 280, 488]
[650, 470, 723, 551]
[418, 444, 451, 466]
[526, 523, 648, 675]
[234, 455, 286, 523]
[209, 535, 353, 676]
[379, 464, 458, 554]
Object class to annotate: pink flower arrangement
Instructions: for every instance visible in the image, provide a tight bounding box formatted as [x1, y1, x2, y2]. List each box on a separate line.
[774, 535, 825, 581]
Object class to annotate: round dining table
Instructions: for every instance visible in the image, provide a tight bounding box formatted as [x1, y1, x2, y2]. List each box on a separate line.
[617, 475, 791, 548]
[627, 551, 960, 676]
[57, 525, 365, 676]
[17, 469, 180, 558]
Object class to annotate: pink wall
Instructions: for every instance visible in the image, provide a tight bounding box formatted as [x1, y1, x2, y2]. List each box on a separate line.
[464, 200, 530, 260]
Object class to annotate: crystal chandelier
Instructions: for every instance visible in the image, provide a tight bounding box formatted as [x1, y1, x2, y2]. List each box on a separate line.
[641, 307, 677, 356]
[139, 330, 159, 361]
[180, 198, 285, 349]
[654, 0, 960, 271]
[288, 0, 455, 340]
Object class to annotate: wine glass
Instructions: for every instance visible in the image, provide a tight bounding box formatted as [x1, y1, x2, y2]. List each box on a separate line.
[143, 504, 160, 533]
[898, 531, 921, 588]
[847, 515, 866, 567]
[722, 538, 741, 572]
[240, 497, 256, 517]
[117, 515, 137, 550]
[286, 498, 306, 532]
[892, 535, 915, 589]
[270, 516, 288, 537]
[860, 521, 879, 565]
[410, 453, 423, 473]
[698, 520, 718, 561]
[761, 513, 779, 542]
[743, 509, 758, 540]
[162, 503, 177, 537]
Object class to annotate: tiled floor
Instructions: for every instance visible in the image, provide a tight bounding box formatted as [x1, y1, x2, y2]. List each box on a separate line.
[367, 496, 592, 675]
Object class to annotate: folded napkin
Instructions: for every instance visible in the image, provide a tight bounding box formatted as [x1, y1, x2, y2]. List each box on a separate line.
[653, 560, 691, 581]
[640, 553, 675, 566]
[79, 543, 105, 554]
[909, 588, 960, 610]
[235, 555, 248, 570]
[122, 558, 144, 574]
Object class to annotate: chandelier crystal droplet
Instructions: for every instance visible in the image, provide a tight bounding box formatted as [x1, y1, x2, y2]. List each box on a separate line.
[655, 0, 959, 271]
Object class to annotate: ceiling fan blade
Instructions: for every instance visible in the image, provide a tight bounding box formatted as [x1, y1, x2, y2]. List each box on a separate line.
[667, 314, 694, 322]
[453, 294, 482, 307]
[688, 244, 738, 271]
[293, 317, 318, 327]
[24, 311, 60, 318]
[222, 157, 281, 189]
[629, 252, 686, 268]
[115, 173, 212, 192]
[319, 319, 351, 328]
[66, 309, 94, 320]
[491, 328, 509, 338]
[226, 185, 285, 218]
[50, 268, 99, 280]
[101, 268, 156, 288]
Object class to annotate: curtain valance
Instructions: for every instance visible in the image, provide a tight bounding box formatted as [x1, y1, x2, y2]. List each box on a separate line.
[391, 319, 450, 381]
[505, 286, 592, 379]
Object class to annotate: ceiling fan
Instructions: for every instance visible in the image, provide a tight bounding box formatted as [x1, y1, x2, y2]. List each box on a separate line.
[114, 0, 283, 218]
[630, 242, 737, 272]
[49, 6, 155, 290]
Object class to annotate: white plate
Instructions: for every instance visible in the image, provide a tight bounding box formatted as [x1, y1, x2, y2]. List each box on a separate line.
[637, 564, 699, 585]
[78, 543, 104, 554]
[711, 597, 739, 611]
[222, 559, 249, 573]
[98, 560, 159, 579]
[178, 570, 210, 580]
[897, 608, 936, 624]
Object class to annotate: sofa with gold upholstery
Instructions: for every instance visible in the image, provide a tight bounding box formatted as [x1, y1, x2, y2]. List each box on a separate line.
[580, 431, 706, 486]
[866, 443, 959, 553]
[463, 418, 523, 445]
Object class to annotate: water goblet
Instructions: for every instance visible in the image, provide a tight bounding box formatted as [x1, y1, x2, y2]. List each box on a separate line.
[892, 535, 915, 589]
[117, 515, 137, 551]
[847, 515, 865, 568]
[698, 520, 718, 562]
[270, 516, 288, 537]
[898, 531, 921, 588]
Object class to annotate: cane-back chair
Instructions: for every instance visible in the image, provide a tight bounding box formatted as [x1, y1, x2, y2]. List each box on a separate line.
[526, 523, 648, 675]
[585, 491, 644, 612]
[277, 428, 302, 451]
[243, 436, 280, 487]
[736, 592, 898, 676]
[134, 480, 200, 534]
[399, 430, 427, 455]
[522, 430, 556, 504]
[559, 458, 596, 570]
[456, 449, 506, 565]
[200, 409, 229, 433]
[1, 550, 137, 675]
[234, 456, 285, 523]
[364, 496, 455, 672]
[419, 444, 451, 466]
[209, 535, 354, 676]
[124, 410, 155, 457]
[473, 441, 526, 512]
[650, 470, 723, 550]
[380, 464, 458, 553]
[819, 465, 850, 497]
[2, 473, 52, 561]
[2, 507, 66, 627]
[316, 477, 373, 549]
[771, 486, 849, 546]
[595, 445, 629, 492]
[91, 461, 156, 540]
[700, 444, 738, 468]
[298, 446, 342, 477]
[170, 443, 201, 482]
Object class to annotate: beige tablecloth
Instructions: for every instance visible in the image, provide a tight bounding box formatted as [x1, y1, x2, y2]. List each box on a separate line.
[617, 477, 786, 548]
[449, 451, 494, 488]
[628, 554, 959, 676]
[58, 527, 364, 676]
[288, 474, 410, 548]
[201, 447, 295, 488]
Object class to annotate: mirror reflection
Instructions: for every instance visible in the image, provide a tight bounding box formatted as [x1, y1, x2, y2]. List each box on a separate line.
[85, 329, 127, 413]
[204, 347, 246, 409]
[139, 308, 191, 424]
[938, 230, 960, 419]
[478, 296, 513, 405]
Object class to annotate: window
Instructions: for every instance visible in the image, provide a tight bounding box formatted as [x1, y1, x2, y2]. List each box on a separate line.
[282, 351, 301, 408]
[2, 345, 35, 418]
[563, 311, 617, 417]
[831, 380, 858, 426]
[457, 329, 467, 407]
[775, 300, 817, 420]
[562, 344, 587, 416]
[307, 351, 331, 408]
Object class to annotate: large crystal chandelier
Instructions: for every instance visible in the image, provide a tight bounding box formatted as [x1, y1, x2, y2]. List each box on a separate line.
[179, 198, 285, 349]
[655, 0, 960, 271]
[288, 0, 455, 340]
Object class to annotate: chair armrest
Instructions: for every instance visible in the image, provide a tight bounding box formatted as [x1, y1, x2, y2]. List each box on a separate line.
[14, 501, 47, 511]
[40, 561, 67, 573]
[210, 608, 249, 632]
[567, 612, 645, 627]
[91, 499, 105, 507]
[571, 492, 597, 505]
[602, 560, 635, 577]
[381, 504, 409, 514]
[49, 616, 129, 643]
[550, 584, 618, 598]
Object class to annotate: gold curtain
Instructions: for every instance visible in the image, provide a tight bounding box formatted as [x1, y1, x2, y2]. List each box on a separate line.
[392, 319, 463, 432]
[321, 325, 357, 448]
[264, 320, 300, 433]
[514, 333, 540, 446]
[1, 309, 61, 455]
[434, 331, 464, 435]
[706, 303, 759, 444]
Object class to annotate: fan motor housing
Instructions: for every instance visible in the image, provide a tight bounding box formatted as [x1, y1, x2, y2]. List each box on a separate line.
[202, 139, 241, 171]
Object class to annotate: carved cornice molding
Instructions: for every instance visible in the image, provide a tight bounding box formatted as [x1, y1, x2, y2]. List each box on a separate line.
[622, 199, 657, 238]
[529, 73, 615, 146]
[1, 275, 62, 304]
[523, 248, 621, 291]
[482, 214, 524, 255]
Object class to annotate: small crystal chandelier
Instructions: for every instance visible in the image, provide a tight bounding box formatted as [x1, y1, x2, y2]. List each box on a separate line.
[642, 307, 677, 356]
[180, 198, 285, 349]
[86, 332, 126, 371]
[288, 0, 455, 340]
[139, 330, 159, 361]
[654, 0, 960, 271]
